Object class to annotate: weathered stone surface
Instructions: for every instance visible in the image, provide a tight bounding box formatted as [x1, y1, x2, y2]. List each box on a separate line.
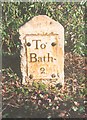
[19, 15, 64, 86]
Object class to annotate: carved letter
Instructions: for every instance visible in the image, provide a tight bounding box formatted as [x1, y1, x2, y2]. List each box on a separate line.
[32, 40, 41, 49]
[30, 53, 37, 62]
[48, 53, 53, 62]
[40, 43, 46, 49]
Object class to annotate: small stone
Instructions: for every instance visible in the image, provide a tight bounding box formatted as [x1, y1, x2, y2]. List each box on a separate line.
[54, 96, 58, 100]
[56, 106, 59, 109]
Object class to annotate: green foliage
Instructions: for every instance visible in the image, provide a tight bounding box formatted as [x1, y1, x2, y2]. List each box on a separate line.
[32, 81, 47, 91]
[1, 2, 86, 56]
[2, 66, 86, 118]
[2, 67, 19, 80]
[78, 106, 85, 113]
[38, 82, 47, 91]
[32, 81, 39, 89]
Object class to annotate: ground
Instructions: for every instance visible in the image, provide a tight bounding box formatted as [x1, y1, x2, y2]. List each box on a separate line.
[2, 52, 86, 118]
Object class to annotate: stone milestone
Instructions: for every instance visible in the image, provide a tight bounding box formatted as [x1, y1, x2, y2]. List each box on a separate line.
[19, 15, 64, 87]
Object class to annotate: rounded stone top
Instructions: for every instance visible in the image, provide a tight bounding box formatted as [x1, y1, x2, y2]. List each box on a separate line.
[19, 15, 64, 36]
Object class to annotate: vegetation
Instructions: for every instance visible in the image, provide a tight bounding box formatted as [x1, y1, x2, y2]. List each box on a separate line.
[2, 2, 86, 119]
[2, 2, 86, 55]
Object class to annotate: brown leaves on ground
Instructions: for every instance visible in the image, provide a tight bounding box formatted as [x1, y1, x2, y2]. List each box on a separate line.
[2, 52, 86, 118]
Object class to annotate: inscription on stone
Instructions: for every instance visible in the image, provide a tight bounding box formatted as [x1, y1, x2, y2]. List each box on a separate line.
[25, 35, 59, 80]
[19, 15, 64, 86]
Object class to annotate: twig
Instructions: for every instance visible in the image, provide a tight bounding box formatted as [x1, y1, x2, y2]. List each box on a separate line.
[3, 95, 14, 101]
[2, 102, 24, 112]
[6, 103, 20, 108]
